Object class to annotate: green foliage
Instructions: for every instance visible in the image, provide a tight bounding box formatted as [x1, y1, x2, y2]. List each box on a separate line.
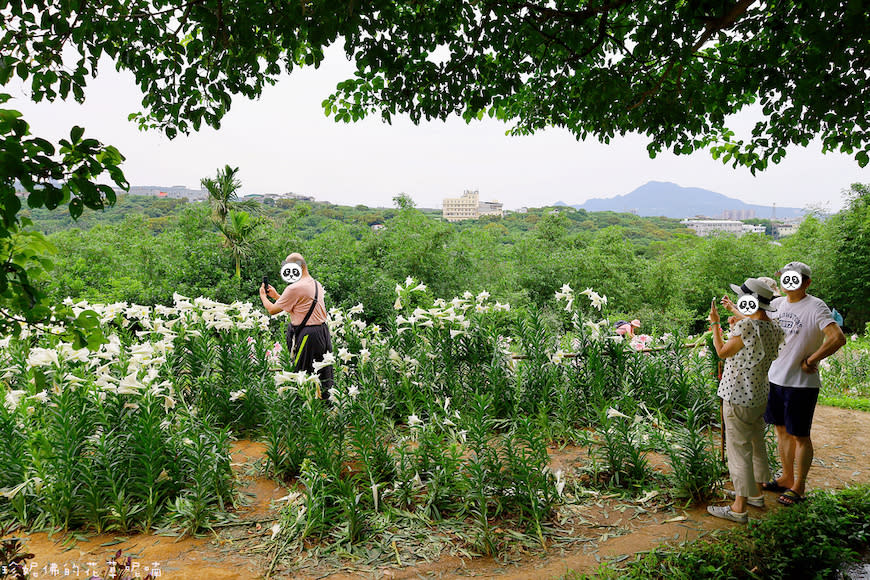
[2, 0, 867, 361]
[826, 184, 870, 330]
[584, 484, 870, 579]
[0, 103, 123, 342]
[656, 404, 726, 502]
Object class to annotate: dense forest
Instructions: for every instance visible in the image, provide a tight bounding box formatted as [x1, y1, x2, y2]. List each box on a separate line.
[27, 184, 870, 333]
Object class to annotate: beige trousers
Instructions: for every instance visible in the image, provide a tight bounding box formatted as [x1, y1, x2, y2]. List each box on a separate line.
[723, 399, 771, 497]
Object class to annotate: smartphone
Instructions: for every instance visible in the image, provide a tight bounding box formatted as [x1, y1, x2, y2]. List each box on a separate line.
[262, 276, 269, 290]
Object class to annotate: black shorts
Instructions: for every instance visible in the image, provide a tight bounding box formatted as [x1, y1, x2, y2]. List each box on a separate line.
[763, 383, 819, 437]
[287, 323, 334, 396]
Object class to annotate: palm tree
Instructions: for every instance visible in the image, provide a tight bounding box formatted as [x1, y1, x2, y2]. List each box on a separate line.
[201, 165, 260, 225]
[219, 210, 262, 281]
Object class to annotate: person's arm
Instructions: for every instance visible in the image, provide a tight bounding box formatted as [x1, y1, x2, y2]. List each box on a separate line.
[710, 299, 745, 358]
[260, 284, 283, 316]
[720, 295, 745, 320]
[803, 322, 847, 373]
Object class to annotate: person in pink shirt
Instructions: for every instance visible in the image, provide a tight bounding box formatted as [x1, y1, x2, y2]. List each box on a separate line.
[615, 319, 641, 338]
[260, 253, 333, 398]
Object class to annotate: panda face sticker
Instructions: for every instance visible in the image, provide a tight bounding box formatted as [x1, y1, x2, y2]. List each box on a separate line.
[281, 261, 303, 284]
[736, 294, 760, 316]
[780, 270, 802, 291]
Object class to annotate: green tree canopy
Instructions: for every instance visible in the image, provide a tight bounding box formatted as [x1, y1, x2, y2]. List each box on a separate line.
[3, 1, 867, 169]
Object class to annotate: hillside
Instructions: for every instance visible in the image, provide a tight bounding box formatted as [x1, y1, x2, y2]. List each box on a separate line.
[560, 181, 804, 219]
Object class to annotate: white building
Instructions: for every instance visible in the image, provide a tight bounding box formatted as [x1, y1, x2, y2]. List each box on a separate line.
[681, 218, 746, 237]
[742, 224, 767, 235]
[774, 222, 799, 237]
[442, 190, 504, 221]
[124, 185, 207, 200]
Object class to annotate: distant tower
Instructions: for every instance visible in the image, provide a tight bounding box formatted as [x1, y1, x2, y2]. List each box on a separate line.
[771, 202, 776, 221]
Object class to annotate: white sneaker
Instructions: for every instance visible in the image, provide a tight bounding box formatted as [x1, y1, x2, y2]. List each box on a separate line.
[707, 505, 748, 523]
[723, 489, 765, 508]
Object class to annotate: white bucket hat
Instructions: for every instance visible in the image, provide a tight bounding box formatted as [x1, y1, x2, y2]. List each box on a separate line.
[729, 278, 778, 312]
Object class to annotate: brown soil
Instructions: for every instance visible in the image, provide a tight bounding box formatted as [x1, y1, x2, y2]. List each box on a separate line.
[5, 406, 869, 580]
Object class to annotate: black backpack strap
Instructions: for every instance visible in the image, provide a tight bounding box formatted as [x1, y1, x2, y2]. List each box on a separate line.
[294, 280, 320, 340]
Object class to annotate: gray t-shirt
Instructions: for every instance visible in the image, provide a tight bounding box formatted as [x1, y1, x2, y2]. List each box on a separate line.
[768, 294, 835, 389]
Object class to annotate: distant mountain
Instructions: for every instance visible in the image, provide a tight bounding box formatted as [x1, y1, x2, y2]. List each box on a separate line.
[557, 181, 803, 219]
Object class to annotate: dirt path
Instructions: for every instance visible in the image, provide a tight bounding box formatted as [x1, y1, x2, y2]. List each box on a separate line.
[5, 406, 868, 580]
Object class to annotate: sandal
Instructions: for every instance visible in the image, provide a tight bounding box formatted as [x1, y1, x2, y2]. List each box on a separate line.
[761, 480, 788, 493]
[777, 489, 805, 506]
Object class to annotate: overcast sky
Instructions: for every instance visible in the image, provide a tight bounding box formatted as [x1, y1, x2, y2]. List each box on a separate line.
[9, 48, 868, 212]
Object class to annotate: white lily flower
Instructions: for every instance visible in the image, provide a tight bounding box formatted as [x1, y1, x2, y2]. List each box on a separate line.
[349, 303, 364, 315]
[348, 385, 360, 398]
[407, 414, 423, 427]
[27, 347, 59, 369]
[550, 350, 566, 364]
[270, 523, 281, 540]
[94, 373, 117, 389]
[57, 343, 90, 363]
[338, 348, 354, 363]
[118, 372, 145, 394]
[27, 391, 48, 405]
[4, 390, 26, 411]
[554, 469, 566, 497]
[312, 352, 335, 373]
[229, 390, 246, 402]
[606, 407, 630, 419]
[275, 371, 311, 386]
[359, 348, 371, 364]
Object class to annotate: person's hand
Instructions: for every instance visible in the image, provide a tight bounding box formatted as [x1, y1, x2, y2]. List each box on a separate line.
[267, 285, 279, 300]
[259, 283, 267, 297]
[727, 315, 738, 327]
[801, 357, 819, 374]
[709, 299, 720, 324]
[721, 295, 738, 315]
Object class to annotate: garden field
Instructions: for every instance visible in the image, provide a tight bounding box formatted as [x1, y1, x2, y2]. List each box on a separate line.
[2, 282, 869, 579]
[6, 404, 869, 580]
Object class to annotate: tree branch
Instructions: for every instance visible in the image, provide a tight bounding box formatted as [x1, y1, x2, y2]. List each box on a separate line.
[629, 0, 757, 110]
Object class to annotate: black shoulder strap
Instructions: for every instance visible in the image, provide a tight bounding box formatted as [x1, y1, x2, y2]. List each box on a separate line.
[296, 280, 320, 332]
